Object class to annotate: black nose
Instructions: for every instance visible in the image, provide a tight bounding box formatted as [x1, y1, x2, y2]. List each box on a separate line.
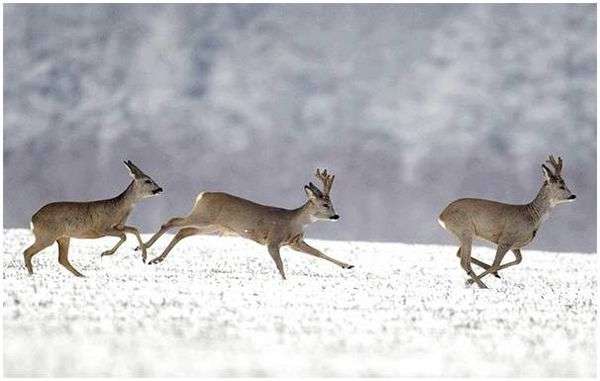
[153, 187, 163, 194]
[330, 214, 340, 220]
[568, 195, 576, 200]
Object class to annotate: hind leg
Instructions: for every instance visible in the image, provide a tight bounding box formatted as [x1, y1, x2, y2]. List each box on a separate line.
[148, 227, 201, 265]
[467, 246, 518, 284]
[136, 216, 192, 251]
[57, 237, 84, 277]
[23, 236, 55, 275]
[457, 248, 500, 278]
[458, 236, 488, 289]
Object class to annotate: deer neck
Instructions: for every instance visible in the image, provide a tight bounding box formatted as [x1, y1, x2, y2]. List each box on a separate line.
[293, 202, 318, 227]
[112, 180, 137, 210]
[527, 185, 553, 226]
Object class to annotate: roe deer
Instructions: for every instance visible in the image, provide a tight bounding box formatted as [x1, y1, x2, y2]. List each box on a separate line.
[139, 169, 354, 279]
[23, 160, 163, 277]
[438, 155, 576, 288]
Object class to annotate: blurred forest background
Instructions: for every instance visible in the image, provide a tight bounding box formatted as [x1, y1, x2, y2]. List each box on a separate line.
[4, 4, 596, 252]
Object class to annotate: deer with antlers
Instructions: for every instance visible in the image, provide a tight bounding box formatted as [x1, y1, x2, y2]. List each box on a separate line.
[438, 155, 576, 288]
[139, 169, 354, 279]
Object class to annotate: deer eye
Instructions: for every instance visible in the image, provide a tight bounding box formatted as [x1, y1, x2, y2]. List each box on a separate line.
[559, 186, 565, 190]
[145, 180, 152, 184]
[322, 204, 329, 208]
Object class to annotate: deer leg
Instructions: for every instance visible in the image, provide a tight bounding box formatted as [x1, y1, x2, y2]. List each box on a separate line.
[290, 240, 354, 269]
[469, 249, 523, 283]
[117, 225, 148, 263]
[136, 216, 190, 251]
[23, 236, 55, 275]
[267, 244, 286, 280]
[467, 244, 511, 284]
[100, 231, 127, 258]
[457, 248, 500, 278]
[57, 237, 84, 277]
[459, 237, 488, 289]
[494, 249, 523, 272]
[148, 227, 200, 265]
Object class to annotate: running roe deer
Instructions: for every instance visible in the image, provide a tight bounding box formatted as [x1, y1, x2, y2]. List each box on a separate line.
[139, 169, 354, 279]
[438, 155, 576, 288]
[23, 160, 163, 277]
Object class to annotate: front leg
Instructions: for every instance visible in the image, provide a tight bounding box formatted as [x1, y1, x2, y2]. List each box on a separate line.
[119, 225, 147, 263]
[289, 239, 354, 269]
[267, 244, 286, 280]
[100, 230, 127, 258]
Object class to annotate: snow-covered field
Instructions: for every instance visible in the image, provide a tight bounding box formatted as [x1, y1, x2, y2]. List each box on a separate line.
[3, 228, 596, 377]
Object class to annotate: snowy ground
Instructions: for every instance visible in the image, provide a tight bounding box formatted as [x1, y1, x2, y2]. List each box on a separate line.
[3, 228, 596, 377]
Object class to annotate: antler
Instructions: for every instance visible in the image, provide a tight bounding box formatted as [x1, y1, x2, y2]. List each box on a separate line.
[315, 168, 335, 196]
[546, 155, 563, 177]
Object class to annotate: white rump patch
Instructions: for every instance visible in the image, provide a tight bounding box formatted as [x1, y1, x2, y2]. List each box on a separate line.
[437, 218, 446, 229]
[195, 192, 206, 204]
[30, 221, 34, 231]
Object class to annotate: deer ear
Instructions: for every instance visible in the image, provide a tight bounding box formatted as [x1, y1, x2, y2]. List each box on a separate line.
[123, 160, 137, 178]
[304, 185, 318, 200]
[541, 164, 555, 181]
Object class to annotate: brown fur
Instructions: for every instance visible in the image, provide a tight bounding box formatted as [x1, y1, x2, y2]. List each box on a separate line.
[438, 155, 576, 288]
[141, 169, 353, 279]
[23, 161, 163, 276]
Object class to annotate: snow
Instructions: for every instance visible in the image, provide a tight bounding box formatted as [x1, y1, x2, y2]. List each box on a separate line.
[3, 228, 596, 377]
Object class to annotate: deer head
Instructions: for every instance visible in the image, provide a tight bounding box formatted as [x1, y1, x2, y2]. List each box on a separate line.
[124, 160, 163, 200]
[303, 168, 339, 221]
[541, 155, 576, 205]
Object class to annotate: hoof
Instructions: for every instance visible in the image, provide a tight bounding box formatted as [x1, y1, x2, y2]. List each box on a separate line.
[494, 273, 501, 279]
[346, 265, 355, 269]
